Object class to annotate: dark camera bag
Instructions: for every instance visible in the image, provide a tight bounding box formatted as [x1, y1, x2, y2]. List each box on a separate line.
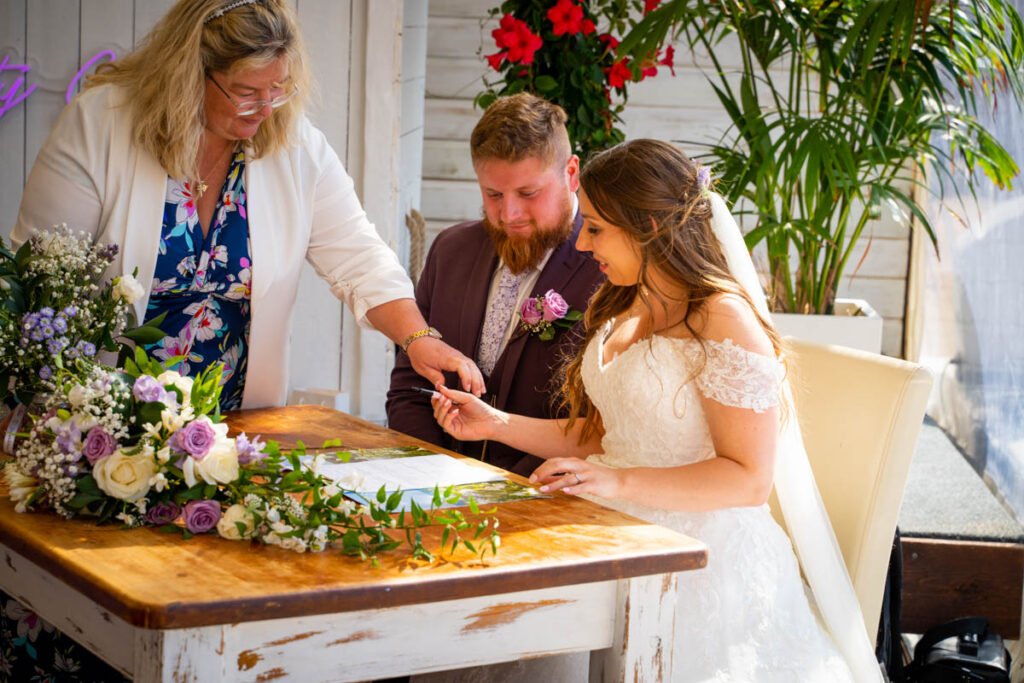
[905, 617, 1011, 683]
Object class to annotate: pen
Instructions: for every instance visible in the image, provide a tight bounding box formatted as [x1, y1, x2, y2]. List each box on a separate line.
[412, 386, 463, 405]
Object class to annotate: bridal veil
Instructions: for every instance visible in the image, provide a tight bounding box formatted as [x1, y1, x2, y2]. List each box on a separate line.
[708, 192, 884, 683]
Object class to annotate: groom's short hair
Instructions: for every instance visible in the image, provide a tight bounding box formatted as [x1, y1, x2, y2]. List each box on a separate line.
[470, 93, 572, 168]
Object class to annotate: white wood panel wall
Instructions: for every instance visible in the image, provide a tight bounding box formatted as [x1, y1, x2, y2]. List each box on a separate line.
[0, 0, 426, 415]
[424, 1, 910, 355]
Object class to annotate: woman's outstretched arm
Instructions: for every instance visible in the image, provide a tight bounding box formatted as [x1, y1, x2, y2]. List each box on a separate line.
[432, 385, 603, 461]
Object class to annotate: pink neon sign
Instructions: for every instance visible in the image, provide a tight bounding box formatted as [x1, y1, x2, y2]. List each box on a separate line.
[0, 50, 117, 121]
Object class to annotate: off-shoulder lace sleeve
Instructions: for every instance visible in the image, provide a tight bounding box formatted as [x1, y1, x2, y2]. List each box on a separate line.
[694, 338, 783, 412]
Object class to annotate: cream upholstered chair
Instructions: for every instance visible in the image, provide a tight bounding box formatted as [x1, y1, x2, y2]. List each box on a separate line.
[770, 338, 933, 640]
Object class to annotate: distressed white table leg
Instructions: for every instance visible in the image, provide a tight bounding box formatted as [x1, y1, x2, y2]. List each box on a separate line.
[590, 573, 678, 683]
[133, 625, 226, 683]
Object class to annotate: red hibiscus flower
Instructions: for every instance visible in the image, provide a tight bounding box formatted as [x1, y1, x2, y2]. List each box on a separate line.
[486, 51, 507, 71]
[547, 0, 585, 36]
[660, 45, 676, 76]
[581, 19, 596, 35]
[599, 33, 620, 52]
[492, 14, 543, 64]
[644, 0, 662, 14]
[606, 58, 632, 89]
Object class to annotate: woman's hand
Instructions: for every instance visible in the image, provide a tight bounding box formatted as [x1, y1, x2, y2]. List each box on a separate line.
[407, 337, 485, 397]
[530, 456, 624, 499]
[431, 384, 505, 442]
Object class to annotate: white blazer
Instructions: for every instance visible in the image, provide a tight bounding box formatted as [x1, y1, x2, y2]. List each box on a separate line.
[12, 84, 414, 409]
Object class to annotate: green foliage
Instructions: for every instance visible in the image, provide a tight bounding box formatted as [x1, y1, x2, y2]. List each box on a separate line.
[623, 0, 1024, 313]
[478, 0, 673, 160]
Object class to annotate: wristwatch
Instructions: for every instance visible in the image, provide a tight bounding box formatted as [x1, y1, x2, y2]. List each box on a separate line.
[401, 326, 442, 352]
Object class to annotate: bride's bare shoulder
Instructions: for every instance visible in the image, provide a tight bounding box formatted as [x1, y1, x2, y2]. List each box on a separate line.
[699, 293, 774, 358]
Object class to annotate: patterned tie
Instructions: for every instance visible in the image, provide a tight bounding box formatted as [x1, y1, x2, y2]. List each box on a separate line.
[477, 267, 525, 376]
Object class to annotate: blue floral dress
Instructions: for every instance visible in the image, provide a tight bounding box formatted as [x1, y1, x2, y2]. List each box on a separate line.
[144, 149, 252, 410]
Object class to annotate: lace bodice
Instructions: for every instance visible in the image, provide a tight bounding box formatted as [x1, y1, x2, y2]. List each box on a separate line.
[583, 324, 783, 470]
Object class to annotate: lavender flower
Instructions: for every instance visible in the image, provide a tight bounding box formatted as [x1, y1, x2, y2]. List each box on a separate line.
[38, 365, 52, 380]
[145, 501, 182, 526]
[133, 375, 168, 404]
[235, 432, 267, 465]
[183, 500, 221, 534]
[55, 421, 82, 458]
[47, 338, 65, 355]
[63, 305, 78, 317]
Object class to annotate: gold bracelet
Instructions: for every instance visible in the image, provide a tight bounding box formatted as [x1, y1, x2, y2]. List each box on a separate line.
[401, 326, 442, 352]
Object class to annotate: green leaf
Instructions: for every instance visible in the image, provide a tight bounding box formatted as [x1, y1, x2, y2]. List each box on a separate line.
[535, 75, 558, 92]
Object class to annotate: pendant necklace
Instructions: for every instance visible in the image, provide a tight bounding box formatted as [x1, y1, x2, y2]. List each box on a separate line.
[194, 143, 236, 199]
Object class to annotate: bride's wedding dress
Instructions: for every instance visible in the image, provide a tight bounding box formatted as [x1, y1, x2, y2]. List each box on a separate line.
[576, 324, 855, 682]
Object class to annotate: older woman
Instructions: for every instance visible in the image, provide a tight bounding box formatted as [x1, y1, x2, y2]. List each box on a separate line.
[3, 1, 481, 679]
[12, 0, 483, 411]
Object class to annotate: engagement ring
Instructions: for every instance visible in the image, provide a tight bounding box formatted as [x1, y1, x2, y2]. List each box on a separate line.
[574, 473, 582, 485]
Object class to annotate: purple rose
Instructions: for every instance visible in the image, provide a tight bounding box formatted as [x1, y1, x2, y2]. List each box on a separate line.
[82, 427, 117, 465]
[133, 375, 167, 404]
[145, 501, 182, 526]
[183, 500, 221, 534]
[235, 432, 266, 465]
[179, 419, 216, 460]
[520, 298, 543, 326]
[541, 290, 569, 322]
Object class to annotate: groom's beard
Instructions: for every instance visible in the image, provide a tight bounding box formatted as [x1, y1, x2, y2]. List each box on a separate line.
[483, 199, 575, 275]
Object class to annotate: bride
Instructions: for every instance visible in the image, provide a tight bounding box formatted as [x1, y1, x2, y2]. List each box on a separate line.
[424, 139, 882, 681]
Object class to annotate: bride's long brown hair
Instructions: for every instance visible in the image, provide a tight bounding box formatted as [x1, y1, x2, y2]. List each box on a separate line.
[560, 139, 781, 443]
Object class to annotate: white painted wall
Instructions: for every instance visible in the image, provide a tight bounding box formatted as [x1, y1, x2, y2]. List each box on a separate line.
[423, 1, 910, 356]
[0, 0, 427, 417]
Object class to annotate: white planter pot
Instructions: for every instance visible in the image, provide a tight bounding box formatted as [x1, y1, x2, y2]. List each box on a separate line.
[771, 298, 884, 355]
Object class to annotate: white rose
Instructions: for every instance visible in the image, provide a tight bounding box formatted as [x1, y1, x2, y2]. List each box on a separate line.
[157, 371, 194, 404]
[217, 504, 256, 540]
[93, 450, 158, 501]
[112, 273, 145, 304]
[182, 437, 239, 487]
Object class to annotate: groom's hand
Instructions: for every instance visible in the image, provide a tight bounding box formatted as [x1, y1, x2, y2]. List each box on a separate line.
[406, 337, 485, 397]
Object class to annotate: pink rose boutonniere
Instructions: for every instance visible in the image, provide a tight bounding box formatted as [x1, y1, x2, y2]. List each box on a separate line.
[519, 289, 583, 341]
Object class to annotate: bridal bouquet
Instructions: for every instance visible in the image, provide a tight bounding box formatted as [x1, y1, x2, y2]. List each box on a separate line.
[1, 228, 499, 561]
[0, 225, 164, 409]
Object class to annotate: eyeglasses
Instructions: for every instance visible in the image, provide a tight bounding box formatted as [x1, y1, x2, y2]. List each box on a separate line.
[207, 74, 296, 117]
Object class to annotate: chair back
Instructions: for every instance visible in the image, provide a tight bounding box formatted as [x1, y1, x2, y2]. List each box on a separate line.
[770, 338, 933, 639]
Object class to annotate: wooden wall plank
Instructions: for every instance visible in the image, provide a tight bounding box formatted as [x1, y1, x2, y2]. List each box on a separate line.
[133, 0, 174, 43]
[24, 1, 79, 176]
[297, 0, 351, 157]
[0, 0, 27, 240]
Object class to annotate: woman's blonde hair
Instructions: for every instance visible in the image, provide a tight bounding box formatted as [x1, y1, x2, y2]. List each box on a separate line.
[560, 139, 782, 443]
[87, 0, 310, 180]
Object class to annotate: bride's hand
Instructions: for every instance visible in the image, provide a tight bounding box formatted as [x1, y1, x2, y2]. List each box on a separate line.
[529, 457, 622, 498]
[431, 384, 505, 442]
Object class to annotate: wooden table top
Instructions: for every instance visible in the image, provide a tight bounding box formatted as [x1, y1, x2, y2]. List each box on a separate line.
[0, 405, 706, 629]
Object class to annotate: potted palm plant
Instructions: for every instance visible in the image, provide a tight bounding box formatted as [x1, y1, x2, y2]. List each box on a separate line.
[622, 0, 1024, 352]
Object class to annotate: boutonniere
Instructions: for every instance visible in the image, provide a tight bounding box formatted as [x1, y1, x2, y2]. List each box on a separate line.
[518, 289, 583, 341]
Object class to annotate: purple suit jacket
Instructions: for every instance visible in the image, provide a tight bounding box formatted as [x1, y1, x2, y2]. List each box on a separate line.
[386, 214, 603, 477]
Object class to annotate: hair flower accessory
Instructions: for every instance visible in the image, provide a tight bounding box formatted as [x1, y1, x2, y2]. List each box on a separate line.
[519, 289, 583, 341]
[696, 165, 713, 197]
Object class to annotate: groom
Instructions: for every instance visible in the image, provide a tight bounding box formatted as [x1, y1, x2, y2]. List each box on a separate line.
[386, 94, 603, 477]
